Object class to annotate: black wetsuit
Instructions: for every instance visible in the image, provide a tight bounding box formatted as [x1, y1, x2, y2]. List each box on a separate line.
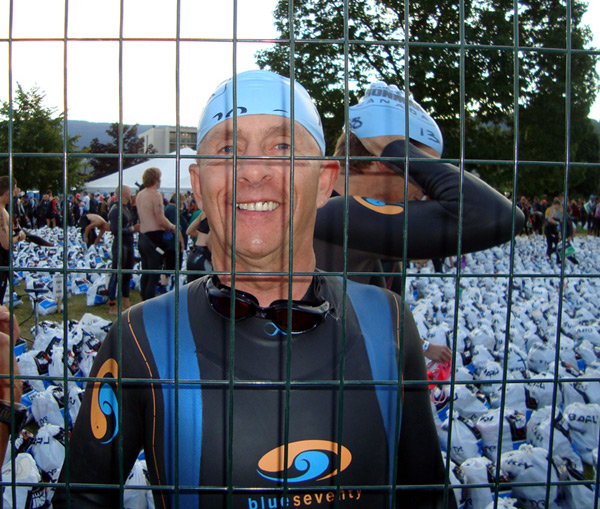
[186, 217, 212, 284]
[314, 141, 524, 285]
[138, 230, 168, 300]
[79, 214, 97, 248]
[53, 275, 450, 508]
[107, 202, 136, 300]
[164, 204, 189, 272]
[0, 217, 18, 304]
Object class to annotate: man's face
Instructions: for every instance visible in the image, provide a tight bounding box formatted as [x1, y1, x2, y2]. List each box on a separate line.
[189, 115, 337, 266]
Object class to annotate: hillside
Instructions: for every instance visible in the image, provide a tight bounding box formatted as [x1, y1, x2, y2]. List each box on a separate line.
[67, 120, 159, 150]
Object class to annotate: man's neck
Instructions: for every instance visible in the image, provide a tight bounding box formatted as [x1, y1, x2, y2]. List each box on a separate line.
[213, 250, 317, 306]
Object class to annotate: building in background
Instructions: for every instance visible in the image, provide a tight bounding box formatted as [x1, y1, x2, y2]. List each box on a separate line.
[138, 126, 197, 155]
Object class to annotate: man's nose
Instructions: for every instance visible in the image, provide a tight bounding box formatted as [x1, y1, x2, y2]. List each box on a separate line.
[236, 147, 276, 185]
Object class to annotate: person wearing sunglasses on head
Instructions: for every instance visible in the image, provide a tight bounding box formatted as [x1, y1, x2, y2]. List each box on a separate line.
[314, 81, 523, 287]
[54, 71, 453, 509]
[313, 82, 523, 367]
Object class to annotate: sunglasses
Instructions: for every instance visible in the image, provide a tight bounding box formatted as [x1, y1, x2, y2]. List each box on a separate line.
[205, 276, 331, 335]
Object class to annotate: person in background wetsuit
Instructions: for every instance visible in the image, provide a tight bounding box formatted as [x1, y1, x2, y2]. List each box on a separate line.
[545, 198, 562, 259]
[79, 213, 110, 248]
[54, 71, 453, 509]
[185, 211, 212, 283]
[107, 185, 139, 315]
[163, 193, 188, 278]
[314, 82, 523, 367]
[314, 82, 523, 287]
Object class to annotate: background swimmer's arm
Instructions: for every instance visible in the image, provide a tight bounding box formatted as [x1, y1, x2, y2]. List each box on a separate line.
[186, 211, 206, 237]
[395, 301, 456, 508]
[314, 141, 524, 259]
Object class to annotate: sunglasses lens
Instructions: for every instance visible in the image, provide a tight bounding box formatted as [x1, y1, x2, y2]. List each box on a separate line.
[271, 308, 321, 334]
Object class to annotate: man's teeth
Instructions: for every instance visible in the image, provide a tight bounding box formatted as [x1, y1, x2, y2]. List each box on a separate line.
[236, 201, 279, 211]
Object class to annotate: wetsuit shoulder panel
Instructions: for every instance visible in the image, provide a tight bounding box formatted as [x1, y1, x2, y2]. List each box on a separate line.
[343, 278, 400, 485]
[141, 286, 203, 503]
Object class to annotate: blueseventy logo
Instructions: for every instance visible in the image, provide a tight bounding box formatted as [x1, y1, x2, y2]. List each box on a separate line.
[257, 440, 352, 483]
[90, 358, 119, 444]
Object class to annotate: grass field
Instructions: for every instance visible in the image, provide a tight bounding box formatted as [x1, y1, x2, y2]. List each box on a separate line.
[10, 284, 142, 344]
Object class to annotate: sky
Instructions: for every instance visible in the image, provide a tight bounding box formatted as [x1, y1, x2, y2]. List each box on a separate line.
[1, 0, 599, 128]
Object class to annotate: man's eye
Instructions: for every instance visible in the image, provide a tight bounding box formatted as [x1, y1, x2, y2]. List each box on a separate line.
[220, 145, 234, 153]
[275, 143, 291, 151]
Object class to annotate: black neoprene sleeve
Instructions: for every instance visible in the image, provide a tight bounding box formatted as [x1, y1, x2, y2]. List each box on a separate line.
[395, 299, 456, 508]
[314, 141, 524, 260]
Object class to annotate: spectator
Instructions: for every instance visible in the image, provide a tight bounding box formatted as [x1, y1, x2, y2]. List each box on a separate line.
[135, 167, 176, 301]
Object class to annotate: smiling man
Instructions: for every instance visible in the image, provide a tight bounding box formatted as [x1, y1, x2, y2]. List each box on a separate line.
[54, 71, 451, 509]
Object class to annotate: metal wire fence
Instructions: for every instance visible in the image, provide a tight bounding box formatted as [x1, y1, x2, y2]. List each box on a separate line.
[2, 0, 600, 508]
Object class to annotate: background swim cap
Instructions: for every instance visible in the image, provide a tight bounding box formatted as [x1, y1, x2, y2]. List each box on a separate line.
[197, 70, 325, 155]
[349, 82, 444, 156]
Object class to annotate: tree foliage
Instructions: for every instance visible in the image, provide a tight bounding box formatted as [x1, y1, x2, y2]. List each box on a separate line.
[0, 85, 83, 192]
[87, 123, 156, 179]
[256, 0, 599, 198]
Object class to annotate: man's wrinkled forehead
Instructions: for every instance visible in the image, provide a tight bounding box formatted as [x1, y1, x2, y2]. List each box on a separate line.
[198, 115, 319, 154]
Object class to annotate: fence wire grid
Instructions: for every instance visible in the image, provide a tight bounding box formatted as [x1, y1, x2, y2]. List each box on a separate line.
[2, 0, 600, 508]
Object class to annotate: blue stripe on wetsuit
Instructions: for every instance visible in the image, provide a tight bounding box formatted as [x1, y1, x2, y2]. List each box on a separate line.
[344, 278, 402, 488]
[142, 286, 203, 504]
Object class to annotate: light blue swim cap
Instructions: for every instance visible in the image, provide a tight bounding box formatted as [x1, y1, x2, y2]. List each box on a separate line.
[197, 70, 325, 155]
[349, 82, 443, 156]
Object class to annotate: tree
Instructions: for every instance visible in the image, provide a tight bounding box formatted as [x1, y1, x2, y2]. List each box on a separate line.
[87, 123, 156, 179]
[0, 85, 83, 192]
[256, 0, 599, 198]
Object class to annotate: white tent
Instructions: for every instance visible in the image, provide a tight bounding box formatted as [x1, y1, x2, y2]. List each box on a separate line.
[84, 148, 197, 194]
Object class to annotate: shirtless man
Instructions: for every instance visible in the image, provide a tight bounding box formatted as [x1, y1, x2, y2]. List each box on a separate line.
[135, 167, 176, 300]
[0, 176, 26, 305]
[80, 212, 111, 248]
[1, 305, 25, 481]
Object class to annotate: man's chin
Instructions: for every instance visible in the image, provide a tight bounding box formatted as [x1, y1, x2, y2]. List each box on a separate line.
[227, 237, 290, 266]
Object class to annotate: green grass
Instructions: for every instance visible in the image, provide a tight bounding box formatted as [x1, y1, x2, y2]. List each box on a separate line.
[11, 284, 142, 344]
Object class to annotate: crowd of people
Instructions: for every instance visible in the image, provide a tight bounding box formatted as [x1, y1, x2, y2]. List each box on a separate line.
[13, 187, 201, 234]
[516, 193, 599, 263]
[10, 183, 209, 310]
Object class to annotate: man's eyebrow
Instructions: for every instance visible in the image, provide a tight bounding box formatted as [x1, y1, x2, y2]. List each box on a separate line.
[206, 122, 294, 141]
[260, 124, 293, 138]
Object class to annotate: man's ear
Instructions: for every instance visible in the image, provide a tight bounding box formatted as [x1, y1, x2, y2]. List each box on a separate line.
[189, 163, 204, 210]
[317, 160, 340, 208]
